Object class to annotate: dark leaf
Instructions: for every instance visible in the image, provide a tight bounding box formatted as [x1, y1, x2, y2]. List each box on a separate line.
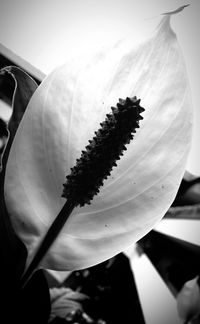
[0, 65, 38, 171]
[138, 230, 200, 296]
[0, 66, 38, 296]
[1, 270, 51, 324]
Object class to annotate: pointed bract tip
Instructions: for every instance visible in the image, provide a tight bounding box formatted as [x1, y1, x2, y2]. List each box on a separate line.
[161, 4, 190, 16]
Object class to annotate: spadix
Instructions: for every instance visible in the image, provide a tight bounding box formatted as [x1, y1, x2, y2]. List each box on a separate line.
[4, 12, 193, 271]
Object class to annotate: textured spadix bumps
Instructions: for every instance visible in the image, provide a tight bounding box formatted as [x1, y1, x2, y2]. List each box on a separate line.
[63, 97, 144, 206]
[5, 14, 192, 270]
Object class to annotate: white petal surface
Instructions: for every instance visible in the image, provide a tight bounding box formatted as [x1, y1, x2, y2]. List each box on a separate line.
[4, 15, 193, 270]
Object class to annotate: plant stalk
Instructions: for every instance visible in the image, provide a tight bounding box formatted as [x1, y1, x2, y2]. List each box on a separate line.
[20, 197, 76, 288]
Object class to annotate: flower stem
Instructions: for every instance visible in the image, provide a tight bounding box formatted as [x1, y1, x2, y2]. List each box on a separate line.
[20, 97, 144, 288]
[20, 197, 76, 288]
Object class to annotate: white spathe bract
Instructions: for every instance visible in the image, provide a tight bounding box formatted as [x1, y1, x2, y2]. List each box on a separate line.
[5, 15, 193, 271]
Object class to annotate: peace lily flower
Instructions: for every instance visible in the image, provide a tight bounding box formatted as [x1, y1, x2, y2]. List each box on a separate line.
[4, 9, 193, 273]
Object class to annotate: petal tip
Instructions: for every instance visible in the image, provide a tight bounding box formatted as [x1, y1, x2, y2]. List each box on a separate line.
[161, 4, 190, 16]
